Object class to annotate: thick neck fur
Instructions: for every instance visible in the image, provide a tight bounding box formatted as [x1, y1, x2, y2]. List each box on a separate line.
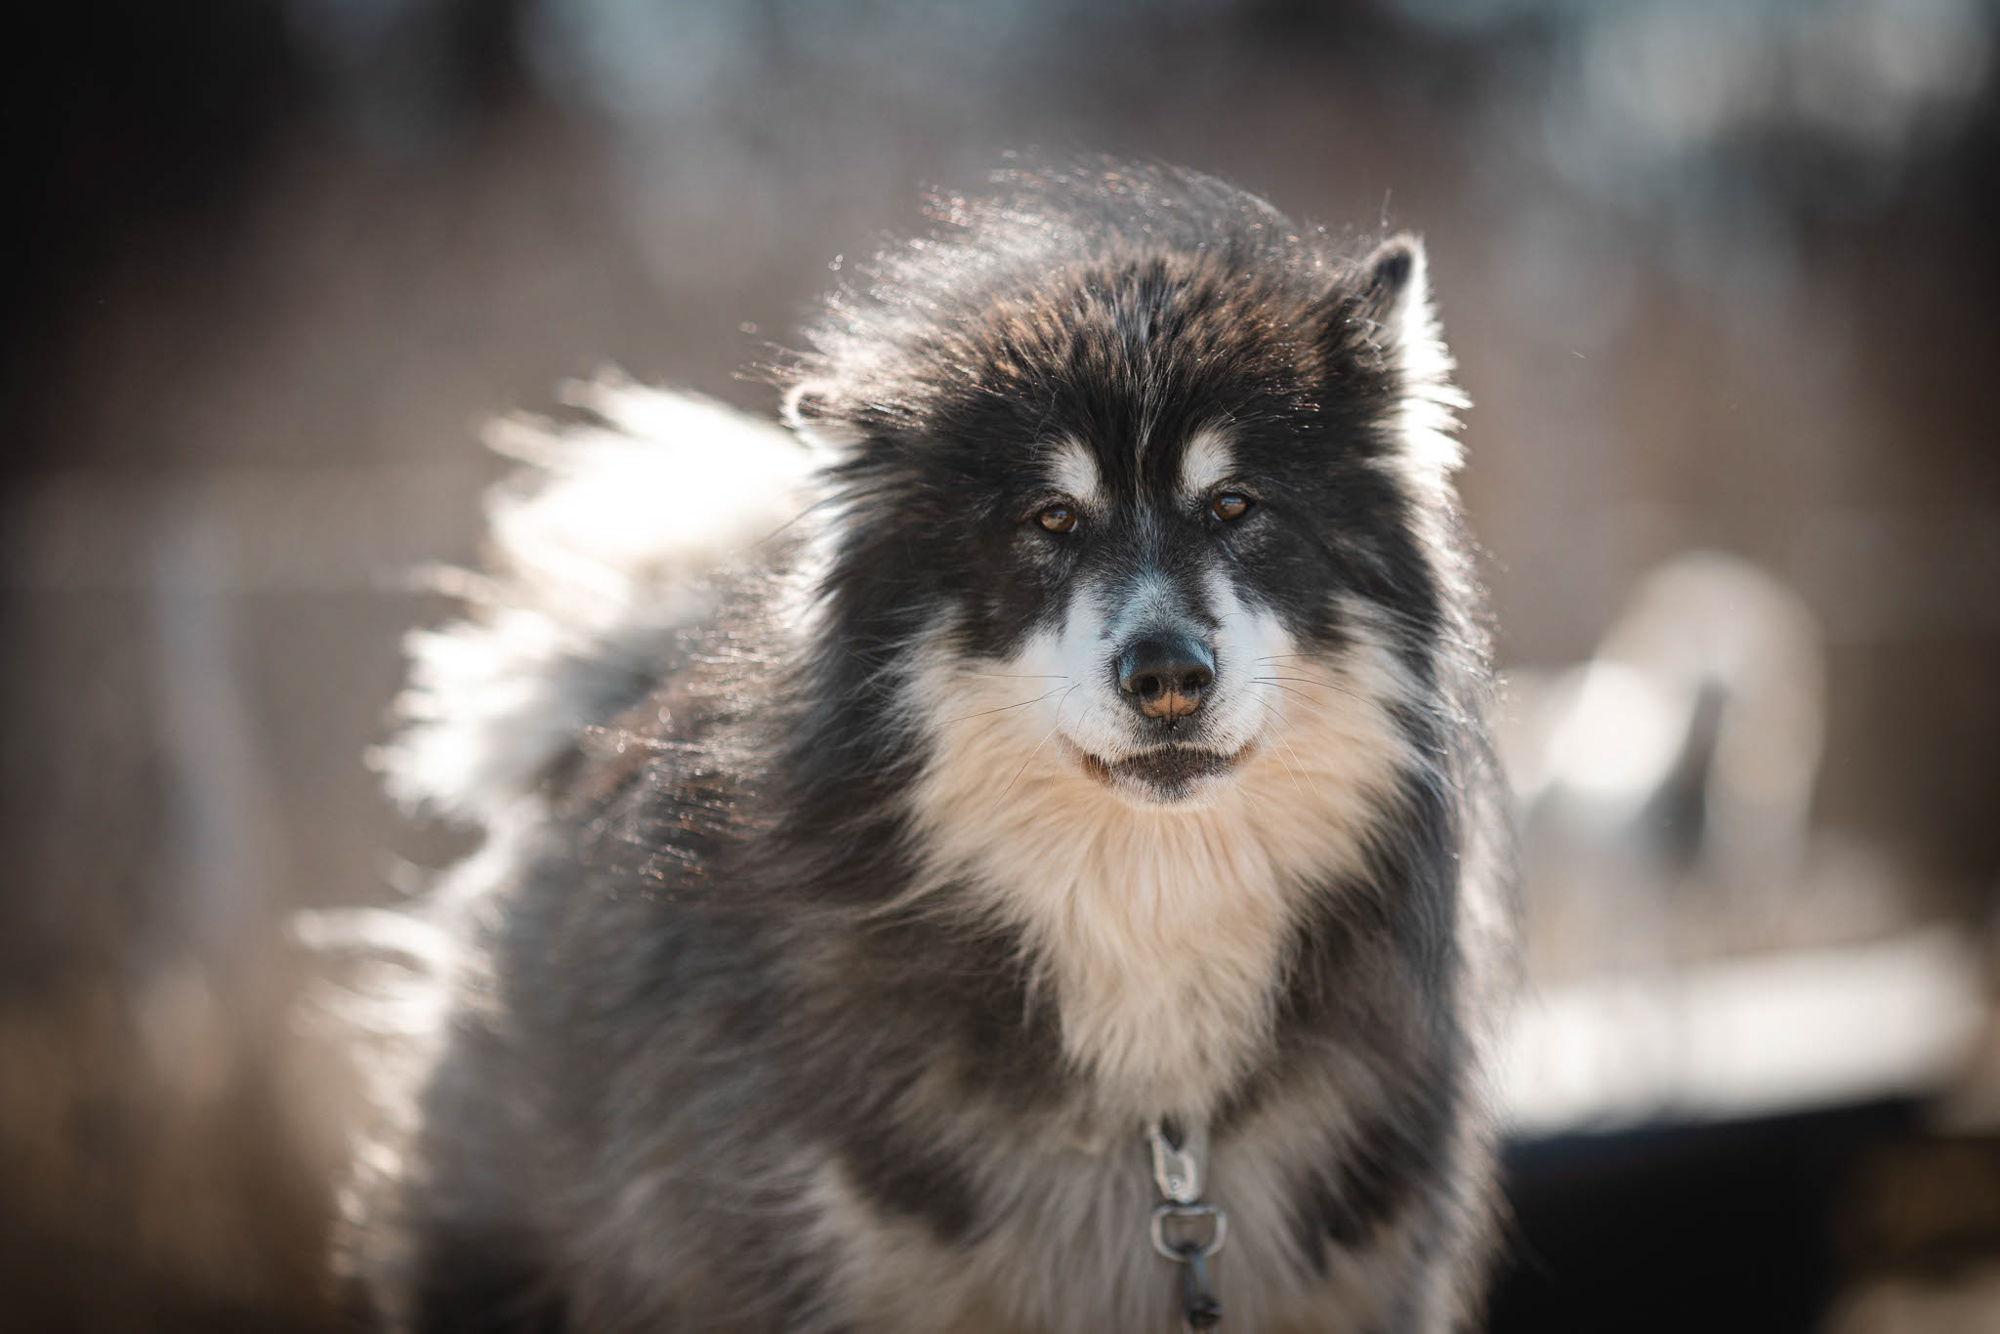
[894, 629, 1427, 1123]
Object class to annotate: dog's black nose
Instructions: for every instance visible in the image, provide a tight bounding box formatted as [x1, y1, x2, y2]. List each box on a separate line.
[1117, 636, 1215, 721]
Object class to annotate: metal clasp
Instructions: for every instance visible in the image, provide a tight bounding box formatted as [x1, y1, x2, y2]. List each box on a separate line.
[1149, 1202, 1229, 1261]
[1145, 1120, 1227, 1331]
[1148, 1120, 1201, 1203]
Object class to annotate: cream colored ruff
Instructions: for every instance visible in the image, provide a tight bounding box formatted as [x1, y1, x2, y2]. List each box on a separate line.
[905, 622, 1423, 1119]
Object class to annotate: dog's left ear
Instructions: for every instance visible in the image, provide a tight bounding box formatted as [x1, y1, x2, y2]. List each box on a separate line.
[1347, 233, 1467, 483]
[1357, 233, 1427, 336]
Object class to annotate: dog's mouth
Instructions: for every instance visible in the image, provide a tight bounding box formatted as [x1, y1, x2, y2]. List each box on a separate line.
[1067, 741, 1253, 804]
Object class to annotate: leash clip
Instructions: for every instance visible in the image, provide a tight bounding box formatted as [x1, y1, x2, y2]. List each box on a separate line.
[1145, 1120, 1227, 1331]
[1150, 1202, 1228, 1261]
[1148, 1120, 1202, 1203]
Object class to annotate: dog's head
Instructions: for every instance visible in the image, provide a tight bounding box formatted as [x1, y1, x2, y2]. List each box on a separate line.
[786, 165, 1467, 812]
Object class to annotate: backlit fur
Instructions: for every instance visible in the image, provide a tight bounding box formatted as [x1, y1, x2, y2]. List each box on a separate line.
[340, 162, 1515, 1334]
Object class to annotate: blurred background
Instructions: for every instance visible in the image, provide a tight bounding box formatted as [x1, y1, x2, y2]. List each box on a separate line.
[5, 0, 2000, 1329]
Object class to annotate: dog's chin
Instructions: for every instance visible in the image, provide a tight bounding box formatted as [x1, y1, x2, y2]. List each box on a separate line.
[1062, 738, 1252, 809]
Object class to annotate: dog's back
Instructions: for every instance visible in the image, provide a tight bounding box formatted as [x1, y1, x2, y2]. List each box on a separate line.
[342, 164, 1515, 1334]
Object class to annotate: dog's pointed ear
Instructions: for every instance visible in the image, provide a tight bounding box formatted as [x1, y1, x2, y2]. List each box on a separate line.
[782, 378, 861, 454]
[1344, 232, 1468, 484]
[1358, 233, 1426, 330]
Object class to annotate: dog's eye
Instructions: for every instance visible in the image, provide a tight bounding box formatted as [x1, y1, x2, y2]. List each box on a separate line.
[1210, 493, 1253, 522]
[1038, 504, 1078, 534]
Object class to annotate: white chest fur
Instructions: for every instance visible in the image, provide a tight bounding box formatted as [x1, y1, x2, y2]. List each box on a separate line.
[905, 638, 1419, 1117]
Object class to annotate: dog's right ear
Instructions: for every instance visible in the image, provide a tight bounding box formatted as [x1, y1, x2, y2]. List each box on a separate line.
[781, 379, 863, 454]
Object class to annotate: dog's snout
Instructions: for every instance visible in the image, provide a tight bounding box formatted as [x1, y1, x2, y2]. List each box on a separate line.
[1117, 636, 1215, 721]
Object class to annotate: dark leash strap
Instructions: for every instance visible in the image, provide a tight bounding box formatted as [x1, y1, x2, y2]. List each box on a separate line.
[1147, 1121, 1228, 1332]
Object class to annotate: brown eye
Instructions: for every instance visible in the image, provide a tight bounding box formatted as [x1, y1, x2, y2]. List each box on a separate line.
[1039, 504, 1078, 533]
[1211, 492, 1252, 522]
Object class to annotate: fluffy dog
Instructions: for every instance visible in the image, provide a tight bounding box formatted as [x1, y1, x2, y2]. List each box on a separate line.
[340, 162, 1515, 1333]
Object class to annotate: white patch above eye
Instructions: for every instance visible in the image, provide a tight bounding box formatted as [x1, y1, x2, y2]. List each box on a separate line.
[1177, 428, 1236, 499]
[1046, 437, 1103, 508]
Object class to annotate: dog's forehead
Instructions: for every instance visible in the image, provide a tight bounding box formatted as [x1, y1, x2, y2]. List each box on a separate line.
[1034, 425, 1243, 507]
[927, 265, 1323, 480]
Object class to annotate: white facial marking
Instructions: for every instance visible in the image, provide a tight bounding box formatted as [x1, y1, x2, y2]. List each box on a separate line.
[1046, 437, 1103, 509]
[1016, 561, 1292, 785]
[1177, 427, 1236, 499]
